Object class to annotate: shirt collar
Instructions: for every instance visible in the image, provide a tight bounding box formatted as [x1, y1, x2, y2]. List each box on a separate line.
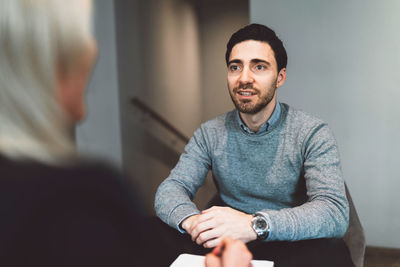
[236, 100, 281, 135]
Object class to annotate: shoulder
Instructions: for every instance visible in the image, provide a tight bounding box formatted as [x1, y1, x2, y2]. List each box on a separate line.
[192, 110, 235, 142]
[184, 111, 235, 152]
[59, 158, 142, 204]
[66, 158, 124, 182]
[280, 103, 337, 142]
[0, 156, 135, 200]
[280, 103, 338, 148]
[280, 103, 331, 138]
[200, 110, 234, 130]
[281, 103, 325, 129]
[0, 156, 144, 222]
[0, 155, 120, 179]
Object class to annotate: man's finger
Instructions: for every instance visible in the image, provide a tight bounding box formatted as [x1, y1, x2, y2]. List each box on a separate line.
[195, 227, 222, 245]
[203, 236, 223, 248]
[189, 212, 212, 233]
[196, 209, 219, 223]
[191, 218, 216, 241]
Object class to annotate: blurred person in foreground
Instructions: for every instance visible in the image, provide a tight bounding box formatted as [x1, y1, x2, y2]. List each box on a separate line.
[0, 0, 155, 266]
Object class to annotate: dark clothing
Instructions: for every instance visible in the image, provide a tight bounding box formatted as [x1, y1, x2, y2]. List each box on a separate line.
[152, 217, 355, 267]
[0, 156, 154, 267]
[153, 192, 355, 266]
[0, 153, 354, 267]
[248, 238, 355, 267]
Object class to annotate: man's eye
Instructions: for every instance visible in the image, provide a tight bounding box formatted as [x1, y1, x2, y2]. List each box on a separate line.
[229, 65, 240, 71]
[255, 65, 266, 70]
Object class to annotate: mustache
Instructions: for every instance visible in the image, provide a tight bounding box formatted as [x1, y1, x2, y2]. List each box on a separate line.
[233, 83, 259, 93]
[239, 83, 254, 90]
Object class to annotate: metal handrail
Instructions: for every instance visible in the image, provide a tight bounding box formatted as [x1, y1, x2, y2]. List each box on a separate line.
[131, 96, 189, 143]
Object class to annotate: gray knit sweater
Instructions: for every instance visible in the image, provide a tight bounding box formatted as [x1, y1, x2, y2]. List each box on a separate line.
[155, 103, 349, 241]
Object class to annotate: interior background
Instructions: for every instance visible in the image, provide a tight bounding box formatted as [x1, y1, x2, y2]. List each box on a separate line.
[76, 0, 399, 249]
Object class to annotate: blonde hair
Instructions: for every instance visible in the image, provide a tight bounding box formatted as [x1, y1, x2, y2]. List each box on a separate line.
[0, 0, 93, 163]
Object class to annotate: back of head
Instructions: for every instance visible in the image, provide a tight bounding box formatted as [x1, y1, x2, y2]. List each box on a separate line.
[225, 23, 288, 72]
[0, 0, 93, 163]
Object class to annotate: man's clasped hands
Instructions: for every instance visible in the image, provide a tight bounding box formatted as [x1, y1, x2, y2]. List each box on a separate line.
[182, 206, 257, 267]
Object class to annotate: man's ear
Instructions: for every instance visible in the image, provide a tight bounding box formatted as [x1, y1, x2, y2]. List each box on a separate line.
[276, 68, 287, 88]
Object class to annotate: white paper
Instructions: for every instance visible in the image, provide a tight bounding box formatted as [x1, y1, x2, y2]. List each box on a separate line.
[170, 254, 205, 267]
[170, 253, 274, 267]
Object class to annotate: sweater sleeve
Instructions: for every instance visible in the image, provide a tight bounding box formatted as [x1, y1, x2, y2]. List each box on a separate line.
[154, 126, 211, 231]
[259, 124, 349, 241]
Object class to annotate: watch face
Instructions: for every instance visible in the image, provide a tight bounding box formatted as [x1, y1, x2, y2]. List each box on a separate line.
[252, 215, 269, 240]
[255, 218, 267, 229]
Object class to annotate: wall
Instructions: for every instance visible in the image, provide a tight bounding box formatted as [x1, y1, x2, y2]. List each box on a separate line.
[114, 0, 203, 213]
[76, 0, 122, 167]
[250, 0, 400, 248]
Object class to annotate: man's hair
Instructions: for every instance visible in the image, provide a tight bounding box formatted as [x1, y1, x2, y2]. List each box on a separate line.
[0, 0, 93, 163]
[225, 24, 287, 72]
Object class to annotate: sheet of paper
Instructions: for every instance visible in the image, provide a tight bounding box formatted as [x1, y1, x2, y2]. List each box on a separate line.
[170, 253, 274, 267]
[170, 254, 204, 267]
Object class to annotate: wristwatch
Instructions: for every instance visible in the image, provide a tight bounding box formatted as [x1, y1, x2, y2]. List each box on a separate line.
[251, 213, 270, 241]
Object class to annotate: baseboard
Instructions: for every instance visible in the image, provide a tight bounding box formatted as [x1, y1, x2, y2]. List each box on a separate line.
[365, 246, 400, 258]
[364, 245, 400, 266]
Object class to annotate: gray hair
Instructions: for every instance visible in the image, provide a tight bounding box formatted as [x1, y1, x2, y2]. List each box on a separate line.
[0, 0, 93, 163]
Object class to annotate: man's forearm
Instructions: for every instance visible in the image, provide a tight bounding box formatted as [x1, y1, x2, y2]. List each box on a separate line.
[155, 127, 212, 229]
[154, 179, 201, 230]
[257, 195, 349, 241]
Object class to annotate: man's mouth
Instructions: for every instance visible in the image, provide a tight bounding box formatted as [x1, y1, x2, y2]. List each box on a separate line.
[238, 91, 256, 96]
[236, 89, 258, 97]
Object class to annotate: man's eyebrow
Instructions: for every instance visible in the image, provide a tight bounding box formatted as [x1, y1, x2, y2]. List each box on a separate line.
[228, 59, 242, 65]
[251, 58, 271, 66]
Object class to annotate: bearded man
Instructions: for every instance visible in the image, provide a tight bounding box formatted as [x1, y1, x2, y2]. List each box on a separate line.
[155, 24, 354, 267]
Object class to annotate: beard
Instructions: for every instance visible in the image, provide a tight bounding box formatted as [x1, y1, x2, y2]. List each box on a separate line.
[229, 82, 277, 114]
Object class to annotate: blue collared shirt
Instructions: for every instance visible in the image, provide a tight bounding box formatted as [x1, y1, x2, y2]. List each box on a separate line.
[236, 100, 281, 135]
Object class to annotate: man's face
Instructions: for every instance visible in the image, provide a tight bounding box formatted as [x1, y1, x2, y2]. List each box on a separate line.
[227, 40, 286, 114]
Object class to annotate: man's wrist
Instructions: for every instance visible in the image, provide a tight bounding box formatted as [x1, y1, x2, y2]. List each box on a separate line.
[251, 213, 270, 241]
[181, 214, 198, 233]
[181, 216, 191, 231]
[177, 212, 200, 233]
[247, 214, 258, 242]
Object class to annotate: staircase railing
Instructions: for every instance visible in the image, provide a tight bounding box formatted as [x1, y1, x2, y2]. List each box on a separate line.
[131, 96, 189, 144]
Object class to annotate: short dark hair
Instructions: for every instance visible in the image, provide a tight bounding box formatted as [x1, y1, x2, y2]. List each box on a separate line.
[225, 24, 287, 72]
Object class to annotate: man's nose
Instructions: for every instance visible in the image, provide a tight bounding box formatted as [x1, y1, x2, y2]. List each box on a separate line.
[238, 67, 254, 84]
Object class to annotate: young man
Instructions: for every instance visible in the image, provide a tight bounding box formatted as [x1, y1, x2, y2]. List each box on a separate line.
[155, 24, 354, 266]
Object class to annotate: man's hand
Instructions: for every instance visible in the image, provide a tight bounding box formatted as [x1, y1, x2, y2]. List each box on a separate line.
[181, 214, 201, 233]
[205, 237, 253, 267]
[183, 206, 257, 248]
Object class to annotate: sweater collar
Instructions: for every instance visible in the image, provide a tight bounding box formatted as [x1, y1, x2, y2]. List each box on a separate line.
[236, 100, 281, 135]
